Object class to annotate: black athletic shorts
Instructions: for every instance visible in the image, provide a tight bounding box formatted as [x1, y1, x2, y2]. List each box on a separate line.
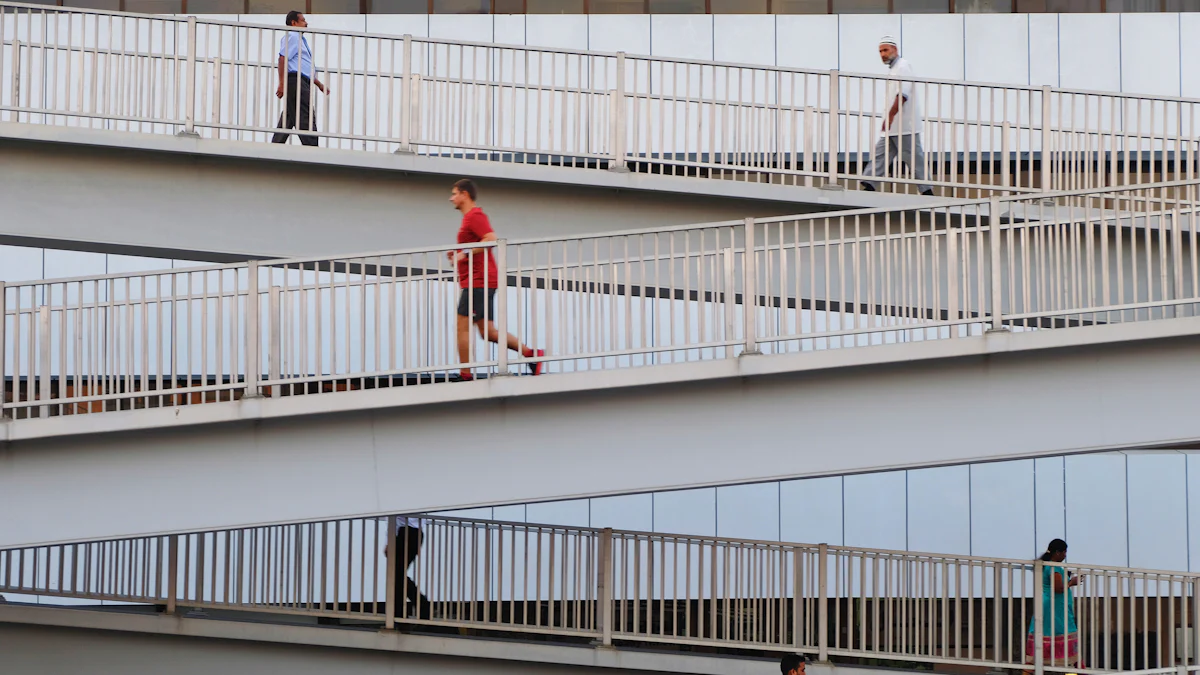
[457, 287, 496, 322]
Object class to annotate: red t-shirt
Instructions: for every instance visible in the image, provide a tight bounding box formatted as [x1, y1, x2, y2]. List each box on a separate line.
[456, 207, 499, 289]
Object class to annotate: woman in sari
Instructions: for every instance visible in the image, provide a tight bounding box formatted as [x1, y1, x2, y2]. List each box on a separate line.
[1025, 539, 1083, 673]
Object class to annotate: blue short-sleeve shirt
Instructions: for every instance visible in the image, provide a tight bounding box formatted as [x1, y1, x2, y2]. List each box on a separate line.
[279, 32, 313, 78]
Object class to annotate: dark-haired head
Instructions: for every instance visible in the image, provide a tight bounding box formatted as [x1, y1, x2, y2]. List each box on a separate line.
[1039, 538, 1068, 562]
[285, 10, 304, 26]
[453, 178, 477, 201]
[780, 654, 808, 675]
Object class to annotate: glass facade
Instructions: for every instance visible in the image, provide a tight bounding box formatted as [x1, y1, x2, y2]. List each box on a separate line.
[439, 453, 1200, 573]
[32, 0, 1198, 12]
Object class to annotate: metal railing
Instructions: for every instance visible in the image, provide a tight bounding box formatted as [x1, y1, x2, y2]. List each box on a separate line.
[3, 2, 1200, 198]
[4, 179, 1200, 419]
[2, 513, 1199, 674]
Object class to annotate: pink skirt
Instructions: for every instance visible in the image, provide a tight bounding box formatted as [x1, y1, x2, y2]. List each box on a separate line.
[1024, 632, 1081, 668]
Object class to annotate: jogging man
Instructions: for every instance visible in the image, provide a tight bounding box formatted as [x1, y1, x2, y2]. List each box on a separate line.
[448, 178, 544, 381]
[860, 36, 933, 196]
[272, 11, 327, 147]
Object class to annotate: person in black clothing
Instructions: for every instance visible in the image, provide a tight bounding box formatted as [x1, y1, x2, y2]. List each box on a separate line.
[780, 654, 809, 675]
[272, 11, 327, 146]
[388, 515, 431, 620]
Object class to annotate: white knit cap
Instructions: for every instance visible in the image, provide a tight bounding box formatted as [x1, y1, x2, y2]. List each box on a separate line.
[879, 35, 898, 47]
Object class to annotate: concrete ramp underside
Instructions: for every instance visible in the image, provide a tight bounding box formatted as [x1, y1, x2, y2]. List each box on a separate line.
[2, 322, 1199, 547]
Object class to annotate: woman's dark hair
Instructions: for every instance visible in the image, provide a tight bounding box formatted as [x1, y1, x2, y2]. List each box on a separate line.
[1039, 538, 1068, 562]
[285, 10, 303, 26]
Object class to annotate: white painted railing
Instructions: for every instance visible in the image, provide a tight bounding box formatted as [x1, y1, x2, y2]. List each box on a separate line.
[3, 179, 1199, 419]
[2, 513, 1198, 675]
[3, 1, 1200, 197]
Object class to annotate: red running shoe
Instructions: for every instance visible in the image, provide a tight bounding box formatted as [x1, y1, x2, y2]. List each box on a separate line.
[528, 350, 546, 376]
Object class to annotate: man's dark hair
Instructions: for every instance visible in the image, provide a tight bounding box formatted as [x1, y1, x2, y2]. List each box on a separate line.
[453, 178, 477, 201]
[780, 654, 808, 673]
[285, 10, 303, 26]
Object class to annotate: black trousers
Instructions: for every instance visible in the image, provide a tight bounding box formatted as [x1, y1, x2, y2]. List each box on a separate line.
[272, 72, 318, 147]
[394, 526, 430, 619]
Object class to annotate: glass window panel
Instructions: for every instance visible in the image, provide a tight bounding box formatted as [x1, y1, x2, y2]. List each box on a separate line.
[773, 0, 828, 10]
[712, 0, 766, 9]
[433, 0, 488, 11]
[956, 0, 1011, 11]
[493, 504, 527, 522]
[1109, 0, 1160, 8]
[843, 471, 906, 550]
[648, 0, 704, 11]
[831, 0, 886, 12]
[125, 0, 183, 11]
[1035, 457, 1066, 548]
[106, 254, 174, 274]
[1189, 453, 1200, 573]
[1064, 454, 1128, 567]
[895, 0, 948, 11]
[45, 250, 106, 279]
[187, 0, 246, 11]
[312, 0, 361, 11]
[1127, 453, 1187, 571]
[369, 0, 428, 11]
[1165, 0, 1199, 9]
[907, 466, 970, 555]
[526, 499, 590, 527]
[781, 476, 843, 546]
[0, 246, 44, 283]
[970, 460, 1035, 559]
[590, 494, 653, 531]
[590, 0, 643, 10]
[493, 0, 524, 10]
[434, 507, 494, 519]
[717, 483, 779, 541]
[14, 0, 57, 5]
[1015, 0, 1097, 9]
[527, 0, 584, 10]
[64, 0, 121, 9]
[653, 488, 715, 537]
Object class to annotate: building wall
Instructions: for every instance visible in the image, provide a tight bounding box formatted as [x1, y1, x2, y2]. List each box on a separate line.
[266, 13, 1198, 98]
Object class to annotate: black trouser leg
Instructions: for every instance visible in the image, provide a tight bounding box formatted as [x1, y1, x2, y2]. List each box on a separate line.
[272, 73, 317, 146]
[394, 527, 430, 619]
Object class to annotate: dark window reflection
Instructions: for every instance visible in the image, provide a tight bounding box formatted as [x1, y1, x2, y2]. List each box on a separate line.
[773, 0, 829, 11]
[1014, 0, 1097, 9]
[712, 0, 767, 10]
[896, 0, 948, 11]
[493, 0, 524, 11]
[368, 0, 428, 11]
[956, 0, 1011, 10]
[64, 0, 121, 8]
[433, 0, 488, 10]
[126, 0, 183, 10]
[1163, 0, 1194, 9]
[527, 0, 583, 10]
[648, 0, 704, 11]
[247, 0, 293, 11]
[832, 0, 887, 12]
[589, 0, 644, 11]
[312, 0, 361, 10]
[187, 0, 246, 10]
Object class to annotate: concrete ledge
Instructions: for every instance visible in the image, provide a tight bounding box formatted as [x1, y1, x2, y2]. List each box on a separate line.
[0, 603, 811, 675]
[5, 315, 1200, 445]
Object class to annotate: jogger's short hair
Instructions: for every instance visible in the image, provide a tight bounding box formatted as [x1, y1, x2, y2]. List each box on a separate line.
[453, 178, 478, 201]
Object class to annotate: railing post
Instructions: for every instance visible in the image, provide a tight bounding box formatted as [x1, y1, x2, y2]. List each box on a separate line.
[988, 197, 1006, 333]
[609, 52, 628, 173]
[826, 70, 841, 189]
[803, 106, 816, 188]
[244, 261, 261, 398]
[0, 281, 6, 420]
[741, 218, 760, 355]
[1001, 122, 1011, 193]
[1190, 577, 1200, 670]
[37, 305, 50, 414]
[10, 39, 19, 115]
[181, 17, 198, 137]
[1040, 85, 1051, 193]
[817, 543, 829, 662]
[494, 240, 509, 375]
[597, 528, 613, 646]
[166, 534, 178, 614]
[268, 285, 281, 397]
[1033, 559, 1044, 675]
[396, 34, 413, 154]
[385, 518, 397, 630]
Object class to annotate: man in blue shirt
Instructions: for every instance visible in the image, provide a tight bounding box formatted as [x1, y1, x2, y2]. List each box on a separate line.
[272, 11, 327, 147]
